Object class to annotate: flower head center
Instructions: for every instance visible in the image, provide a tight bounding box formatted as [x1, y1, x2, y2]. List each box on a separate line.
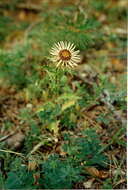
[59, 49, 71, 60]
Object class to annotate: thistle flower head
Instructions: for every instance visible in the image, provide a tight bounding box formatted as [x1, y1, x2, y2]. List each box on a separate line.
[50, 41, 81, 68]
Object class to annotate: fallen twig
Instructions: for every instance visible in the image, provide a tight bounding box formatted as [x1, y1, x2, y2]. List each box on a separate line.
[0, 148, 25, 158]
[0, 2, 42, 12]
[0, 130, 17, 142]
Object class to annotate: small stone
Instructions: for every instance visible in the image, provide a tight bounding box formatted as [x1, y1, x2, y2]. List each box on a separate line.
[6, 132, 25, 150]
[26, 103, 33, 109]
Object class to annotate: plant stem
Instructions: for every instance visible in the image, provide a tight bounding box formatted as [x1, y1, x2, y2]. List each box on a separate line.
[55, 67, 59, 97]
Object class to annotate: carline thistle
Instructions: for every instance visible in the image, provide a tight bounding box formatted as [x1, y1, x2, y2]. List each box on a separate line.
[50, 41, 81, 68]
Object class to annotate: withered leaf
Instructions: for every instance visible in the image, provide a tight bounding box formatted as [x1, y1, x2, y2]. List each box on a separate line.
[85, 167, 108, 179]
